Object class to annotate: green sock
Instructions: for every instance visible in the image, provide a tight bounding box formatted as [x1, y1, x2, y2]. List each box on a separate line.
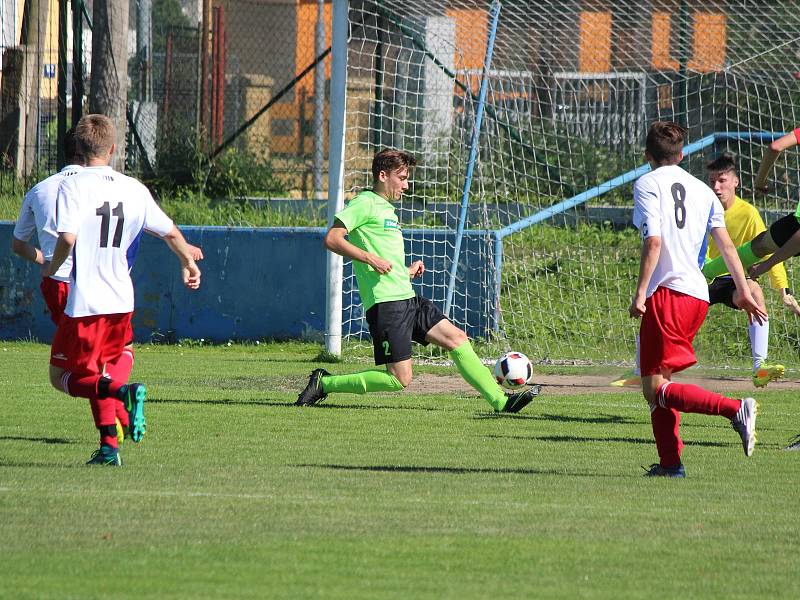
[702, 241, 760, 278]
[321, 370, 404, 394]
[449, 341, 507, 411]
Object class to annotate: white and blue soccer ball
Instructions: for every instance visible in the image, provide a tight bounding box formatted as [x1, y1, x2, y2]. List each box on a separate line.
[494, 351, 533, 389]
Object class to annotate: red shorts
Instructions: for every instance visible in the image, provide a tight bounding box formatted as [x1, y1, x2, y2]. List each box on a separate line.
[50, 313, 133, 375]
[39, 278, 70, 326]
[639, 287, 708, 376]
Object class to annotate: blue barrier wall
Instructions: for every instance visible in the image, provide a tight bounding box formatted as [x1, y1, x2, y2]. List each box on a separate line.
[0, 224, 495, 342]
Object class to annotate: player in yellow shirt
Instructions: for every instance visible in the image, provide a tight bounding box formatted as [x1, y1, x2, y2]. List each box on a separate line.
[613, 154, 794, 388]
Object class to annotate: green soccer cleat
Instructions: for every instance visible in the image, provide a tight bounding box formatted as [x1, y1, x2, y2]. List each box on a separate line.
[86, 445, 122, 466]
[119, 383, 147, 443]
[499, 384, 541, 413]
[752, 363, 784, 388]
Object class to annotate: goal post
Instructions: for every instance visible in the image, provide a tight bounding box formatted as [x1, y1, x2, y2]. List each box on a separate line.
[326, 0, 800, 366]
[324, 0, 349, 357]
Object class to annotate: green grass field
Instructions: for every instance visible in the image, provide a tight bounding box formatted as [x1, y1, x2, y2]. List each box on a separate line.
[1, 342, 798, 599]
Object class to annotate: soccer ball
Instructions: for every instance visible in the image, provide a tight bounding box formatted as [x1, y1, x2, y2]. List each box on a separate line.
[494, 351, 533, 389]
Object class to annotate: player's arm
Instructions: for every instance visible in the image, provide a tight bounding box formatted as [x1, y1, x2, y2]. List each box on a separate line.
[43, 233, 76, 277]
[159, 226, 201, 289]
[11, 237, 44, 265]
[754, 129, 799, 192]
[146, 229, 204, 261]
[629, 236, 660, 318]
[11, 195, 42, 264]
[710, 227, 767, 324]
[324, 220, 392, 274]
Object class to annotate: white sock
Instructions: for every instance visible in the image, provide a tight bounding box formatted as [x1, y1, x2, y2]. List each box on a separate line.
[748, 320, 769, 372]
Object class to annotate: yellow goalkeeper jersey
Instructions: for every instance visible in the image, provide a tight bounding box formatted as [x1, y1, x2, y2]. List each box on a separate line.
[706, 195, 788, 290]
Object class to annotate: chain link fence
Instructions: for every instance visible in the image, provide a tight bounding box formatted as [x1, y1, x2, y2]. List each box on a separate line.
[0, 0, 332, 200]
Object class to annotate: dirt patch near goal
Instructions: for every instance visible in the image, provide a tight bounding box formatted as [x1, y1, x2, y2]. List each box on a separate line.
[407, 372, 800, 397]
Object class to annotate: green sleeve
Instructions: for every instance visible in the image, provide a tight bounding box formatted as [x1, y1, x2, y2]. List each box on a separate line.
[335, 198, 372, 233]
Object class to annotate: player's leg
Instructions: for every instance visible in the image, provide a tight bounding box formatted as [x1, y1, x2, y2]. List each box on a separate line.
[732, 280, 784, 386]
[105, 343, 135, 437]
[50, 362, 123, 465]
[641, 371, 685, 478]
[422, 303, 537, 413]
[50, 314, 145, 460]
[702, 230, 769, 279]
[643, 288, 757, 459]
[296, 301, 409, 406]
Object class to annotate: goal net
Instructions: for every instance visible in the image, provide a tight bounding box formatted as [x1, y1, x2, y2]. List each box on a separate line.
[334, 0, 800, 367]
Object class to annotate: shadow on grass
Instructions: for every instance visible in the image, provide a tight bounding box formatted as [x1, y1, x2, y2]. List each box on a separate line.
[0, 460, 79, 468]
[147, 397, 447, 412]
[0, 435, 74, 445]
[473, 412, 647, 424]
[482, 413, 649, 425]
[483, 433, 731, 448]
[148, 397, 288, 408]
[295, 462, 626, 478]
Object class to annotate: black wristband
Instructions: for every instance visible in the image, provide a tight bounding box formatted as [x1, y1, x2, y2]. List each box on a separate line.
[784, 287, 793, 296]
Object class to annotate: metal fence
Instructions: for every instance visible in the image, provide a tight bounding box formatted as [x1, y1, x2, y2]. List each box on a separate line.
[0, 0, 332, 199]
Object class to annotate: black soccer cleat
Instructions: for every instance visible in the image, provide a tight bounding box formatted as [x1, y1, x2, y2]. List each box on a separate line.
[295, 368, 331, 406]
[500, 384, 541, 413]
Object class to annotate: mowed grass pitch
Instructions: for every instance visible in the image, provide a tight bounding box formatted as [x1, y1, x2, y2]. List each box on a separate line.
[1, 342, 798, 599]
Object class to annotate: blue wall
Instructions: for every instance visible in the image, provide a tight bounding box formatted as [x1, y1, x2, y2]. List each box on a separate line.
[0, 224, 495, 343]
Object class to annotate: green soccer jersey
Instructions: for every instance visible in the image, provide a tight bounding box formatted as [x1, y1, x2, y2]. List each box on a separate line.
[335, 189, 415, 311]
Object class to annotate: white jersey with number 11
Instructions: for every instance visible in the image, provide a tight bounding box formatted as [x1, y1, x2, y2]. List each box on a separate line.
[56, 165, 174, 318]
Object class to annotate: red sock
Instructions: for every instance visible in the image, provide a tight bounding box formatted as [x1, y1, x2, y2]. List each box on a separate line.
[89, 400, 101, 428]
[91, 397, 118, 449]
[658, 382, 740, 419]
[650, 405, 683, 468]
[106, 348, 134, 427]
[61, 372, 124, 401]
[106, 348, 134, 381]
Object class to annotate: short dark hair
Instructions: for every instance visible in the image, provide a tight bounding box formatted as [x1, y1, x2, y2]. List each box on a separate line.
[645, 121, 687, 165]
[706, 152, 738, 176]
[372, 148, 417, 180]
[64, 127, 84, 165]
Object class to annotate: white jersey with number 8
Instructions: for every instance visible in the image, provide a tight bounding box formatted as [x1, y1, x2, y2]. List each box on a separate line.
[633, 164, 725, 302]
[56, 165, 174, 317]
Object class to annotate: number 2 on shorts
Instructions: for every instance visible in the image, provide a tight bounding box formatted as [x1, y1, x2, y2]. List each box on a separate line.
[382, 340, 391, 357]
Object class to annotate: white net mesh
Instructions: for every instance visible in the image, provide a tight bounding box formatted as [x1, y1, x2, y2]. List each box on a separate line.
[338, 0, 800, 366]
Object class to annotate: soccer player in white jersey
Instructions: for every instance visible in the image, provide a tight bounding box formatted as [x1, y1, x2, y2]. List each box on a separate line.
[44, 114, 201, 467]
[13, 130, 138, 439]
[13, 129, 203, 446]
[12, 128, 83, 324]
[630, 121, 767, 478]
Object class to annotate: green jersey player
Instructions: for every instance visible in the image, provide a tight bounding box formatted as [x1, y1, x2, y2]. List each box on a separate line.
[296, 149, 538, 413]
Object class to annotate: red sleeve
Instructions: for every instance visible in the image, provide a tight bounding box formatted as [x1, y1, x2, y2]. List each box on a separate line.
[794, 128, 800, 144]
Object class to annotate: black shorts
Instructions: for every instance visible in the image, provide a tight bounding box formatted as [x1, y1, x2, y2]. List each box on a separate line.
[769, 213, 800, 251]
[365, 296, 447, 365]
[708, 276, 737, 309]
